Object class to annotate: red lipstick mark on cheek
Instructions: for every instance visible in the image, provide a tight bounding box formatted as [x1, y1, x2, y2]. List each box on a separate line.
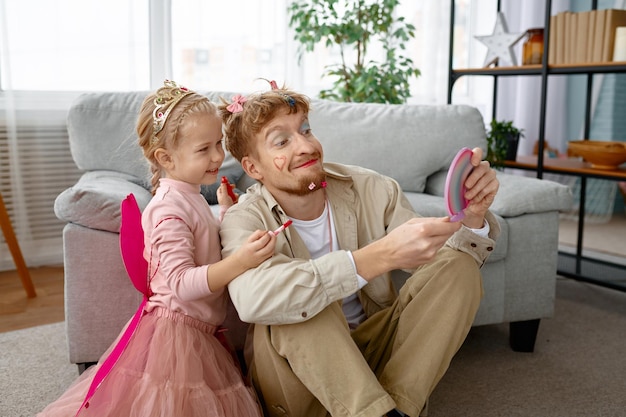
[273, 156, 287, 171]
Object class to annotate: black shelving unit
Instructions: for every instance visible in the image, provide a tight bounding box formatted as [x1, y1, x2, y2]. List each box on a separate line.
[447, 0, 626, 291]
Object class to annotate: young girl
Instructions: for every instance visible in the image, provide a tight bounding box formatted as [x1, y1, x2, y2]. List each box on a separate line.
[38, 80, 275, 417]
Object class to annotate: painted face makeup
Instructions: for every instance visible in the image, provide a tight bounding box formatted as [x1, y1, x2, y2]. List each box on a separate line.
[308, 181, 327, 191]
[273, 155, 287, 171]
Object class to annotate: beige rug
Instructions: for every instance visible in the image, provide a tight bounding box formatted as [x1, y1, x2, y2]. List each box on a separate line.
[2, 278, 625, 417]
[0, 321, 76, 417]
[429, 277, 626, 417]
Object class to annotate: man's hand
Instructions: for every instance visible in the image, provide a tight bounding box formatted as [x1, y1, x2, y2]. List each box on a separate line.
[353, 217, 462, 279]
[462, 147, 499, 229]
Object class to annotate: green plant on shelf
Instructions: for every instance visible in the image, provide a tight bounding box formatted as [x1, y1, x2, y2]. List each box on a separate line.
[485, 119, 524, 169]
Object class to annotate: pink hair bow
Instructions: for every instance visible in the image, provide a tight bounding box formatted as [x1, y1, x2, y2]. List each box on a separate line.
[227, 94, 247, 113]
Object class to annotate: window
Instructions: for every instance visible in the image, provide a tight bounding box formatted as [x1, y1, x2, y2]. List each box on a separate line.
[0, 0, 150, 91]
[170, 0, 295, 93]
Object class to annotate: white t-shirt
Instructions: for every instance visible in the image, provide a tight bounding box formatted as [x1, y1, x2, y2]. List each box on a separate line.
[289, 201, 367, 329]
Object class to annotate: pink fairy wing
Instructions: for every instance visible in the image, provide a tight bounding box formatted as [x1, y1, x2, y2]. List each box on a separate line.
[75, 194, 149, 415]
[120, 193, 149, 295]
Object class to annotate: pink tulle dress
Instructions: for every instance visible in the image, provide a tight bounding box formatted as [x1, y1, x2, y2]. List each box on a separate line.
[37, 179, 262, 417]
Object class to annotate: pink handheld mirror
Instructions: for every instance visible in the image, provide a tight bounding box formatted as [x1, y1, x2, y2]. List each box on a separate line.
[444, 147, 474, 222]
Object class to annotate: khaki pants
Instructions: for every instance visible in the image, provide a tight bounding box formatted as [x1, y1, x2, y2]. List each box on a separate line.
[249, 248, 483, 417]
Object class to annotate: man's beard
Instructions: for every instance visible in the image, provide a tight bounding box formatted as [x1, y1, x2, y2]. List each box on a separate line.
[286, 172, 327, 196]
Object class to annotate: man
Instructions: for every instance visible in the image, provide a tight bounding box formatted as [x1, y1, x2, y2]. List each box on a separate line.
[218, 86, 500, 417]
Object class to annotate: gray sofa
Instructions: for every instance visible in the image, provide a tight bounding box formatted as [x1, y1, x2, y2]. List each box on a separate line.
[55, 91, 573, 372]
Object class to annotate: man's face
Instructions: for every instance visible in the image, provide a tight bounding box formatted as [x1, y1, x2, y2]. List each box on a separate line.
[243, 110, 326, 196]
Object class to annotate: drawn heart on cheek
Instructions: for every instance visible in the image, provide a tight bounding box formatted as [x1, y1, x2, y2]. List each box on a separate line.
[273, 156, 287, 171]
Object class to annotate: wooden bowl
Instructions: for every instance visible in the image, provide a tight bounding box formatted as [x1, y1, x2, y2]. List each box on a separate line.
[568, 140, 626, 170]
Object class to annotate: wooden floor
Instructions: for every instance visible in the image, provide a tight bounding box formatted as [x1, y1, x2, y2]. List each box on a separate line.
[0, 265, 65, 333]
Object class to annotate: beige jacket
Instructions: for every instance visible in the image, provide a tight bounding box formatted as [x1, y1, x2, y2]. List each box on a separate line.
[220, 162, 500, 326]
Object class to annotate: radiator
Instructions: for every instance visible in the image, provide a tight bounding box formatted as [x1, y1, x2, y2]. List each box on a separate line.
[0, 122, 83, 270]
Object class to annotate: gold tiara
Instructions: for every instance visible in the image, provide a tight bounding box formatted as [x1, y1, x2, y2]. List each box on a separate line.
[152, 80, 193, 141]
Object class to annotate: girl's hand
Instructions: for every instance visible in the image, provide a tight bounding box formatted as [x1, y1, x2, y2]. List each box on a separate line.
[236, 229, 276, 269]
[217, 176, 238, 206]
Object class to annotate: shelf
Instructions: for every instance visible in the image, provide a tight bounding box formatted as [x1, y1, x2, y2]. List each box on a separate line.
[505, 156, 626, 180]
[448, 0, 626, 292]
[451, 65, 542, 78]
[450, 62, 626, 80]
[548, 62, 626, 74]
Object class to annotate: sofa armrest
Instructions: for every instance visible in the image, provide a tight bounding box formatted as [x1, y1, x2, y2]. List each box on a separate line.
[425, 170, 574, 217]
[54, 170, 153, 233]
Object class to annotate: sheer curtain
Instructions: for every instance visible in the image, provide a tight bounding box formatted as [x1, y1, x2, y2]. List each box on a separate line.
[0, 0, 30, 268]
[0, 1, 84, 270]
[401, 1, 452, 104]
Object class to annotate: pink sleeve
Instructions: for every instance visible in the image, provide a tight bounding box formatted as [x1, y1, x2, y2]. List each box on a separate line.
[150, 216, 212, 300]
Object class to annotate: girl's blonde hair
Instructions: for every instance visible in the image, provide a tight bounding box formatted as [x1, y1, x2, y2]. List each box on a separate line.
[136, 86, 218, 194]
[218, 86, 310, 162]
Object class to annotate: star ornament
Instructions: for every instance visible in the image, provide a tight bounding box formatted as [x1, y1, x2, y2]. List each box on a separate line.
[474, 12, 525, 67]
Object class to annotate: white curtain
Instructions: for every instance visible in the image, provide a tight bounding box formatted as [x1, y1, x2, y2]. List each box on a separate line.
[0, 1, 83, 270]
[0, 0, 31, 267]
[402, 1, 452, 104]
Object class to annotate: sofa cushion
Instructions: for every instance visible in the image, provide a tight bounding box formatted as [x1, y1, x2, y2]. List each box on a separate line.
[67, 90, 246, 205]
[490, 173, 574, 216]
[309, 101, 487, 193]
[54, 171, 153, 233]
[67, 92, 151, 180]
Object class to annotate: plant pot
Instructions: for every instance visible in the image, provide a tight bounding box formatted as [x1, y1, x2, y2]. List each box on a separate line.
[505, 133, 520, 161]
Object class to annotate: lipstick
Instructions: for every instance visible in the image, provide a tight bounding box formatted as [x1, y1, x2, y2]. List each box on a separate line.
[270, 219, 293, 236]
[221, 176, 238, 203]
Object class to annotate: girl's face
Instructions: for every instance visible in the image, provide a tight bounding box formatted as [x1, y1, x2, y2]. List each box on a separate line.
[164, 112, 225, 186]
[242, 109, 325, 196]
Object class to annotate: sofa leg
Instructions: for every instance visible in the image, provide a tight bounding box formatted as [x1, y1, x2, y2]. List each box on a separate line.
[509, 319, 540, 352]
[77, 361, 98, 375]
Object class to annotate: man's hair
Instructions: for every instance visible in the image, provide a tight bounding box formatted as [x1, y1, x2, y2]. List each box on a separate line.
[218, 88, 310, 161]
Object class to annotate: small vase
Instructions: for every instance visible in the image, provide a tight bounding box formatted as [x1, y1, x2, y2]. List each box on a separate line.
[522, 28, 544, 65]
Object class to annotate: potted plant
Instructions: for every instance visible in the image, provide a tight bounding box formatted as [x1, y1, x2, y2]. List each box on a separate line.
[485, 119, 524, 169]
[288, 0, 420, 104]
